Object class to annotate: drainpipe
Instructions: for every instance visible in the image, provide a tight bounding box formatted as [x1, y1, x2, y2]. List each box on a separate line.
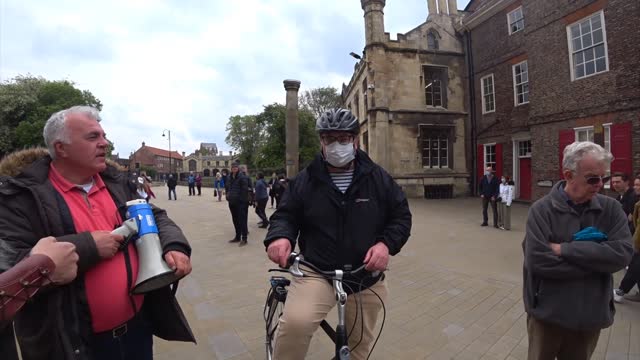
[464, 29, 478, 196]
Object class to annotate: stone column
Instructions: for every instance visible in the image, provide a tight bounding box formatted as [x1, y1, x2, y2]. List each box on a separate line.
[283, 79, 301, 178]
[427, 0, 437, 15]
[448, 0, 458, 15]
[372, 109, 390, 170]
[438, 0, 448, 14]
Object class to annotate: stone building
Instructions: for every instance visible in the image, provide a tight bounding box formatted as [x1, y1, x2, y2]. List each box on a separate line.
[129, 142, 184, 178]
[183, 143, 238, 177]
[463, 0, 639, 200]
[343, 0, 470, 198]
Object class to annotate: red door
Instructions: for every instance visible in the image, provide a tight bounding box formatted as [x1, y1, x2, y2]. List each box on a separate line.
[519, 157, 532, 200]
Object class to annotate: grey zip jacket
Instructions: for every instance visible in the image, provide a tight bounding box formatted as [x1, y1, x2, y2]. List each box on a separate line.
[522, 181, 633, 331]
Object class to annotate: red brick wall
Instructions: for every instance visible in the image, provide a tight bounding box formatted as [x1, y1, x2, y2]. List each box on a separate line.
[469, 0, 640, 201]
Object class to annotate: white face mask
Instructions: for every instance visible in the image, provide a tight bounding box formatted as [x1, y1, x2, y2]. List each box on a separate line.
[324, 142, 355, 168]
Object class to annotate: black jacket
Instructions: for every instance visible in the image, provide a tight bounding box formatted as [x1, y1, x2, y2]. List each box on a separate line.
[167, 177, 177, 189]
[618, 187, 638, 233]
[479, 175, 500, 198]
[226, 172, 250, 204]
[264, 150, 412, 292]
[0, 149, 195, 360]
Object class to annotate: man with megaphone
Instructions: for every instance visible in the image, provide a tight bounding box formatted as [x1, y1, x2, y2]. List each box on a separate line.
[0, 106, 195, 360]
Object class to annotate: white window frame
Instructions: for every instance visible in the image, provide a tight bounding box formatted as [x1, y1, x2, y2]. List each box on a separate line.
[484, 143, 497, 171]
[481, 74, 496, 114]
[566, 11, 609, 81]
[507, 6, 524, 35]
[574, 126, 594, 143]
[603, 123, 611, 184]
[512, 60, 529, 106]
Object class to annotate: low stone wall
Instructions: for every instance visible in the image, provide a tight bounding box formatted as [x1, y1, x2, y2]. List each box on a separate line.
[394, 175, 469, 198]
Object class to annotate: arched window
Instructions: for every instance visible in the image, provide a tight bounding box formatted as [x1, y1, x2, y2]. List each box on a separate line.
[427, 31, 439, 50]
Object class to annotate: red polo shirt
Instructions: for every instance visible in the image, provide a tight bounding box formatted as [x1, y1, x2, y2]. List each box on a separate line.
[48, 164, 143, 333]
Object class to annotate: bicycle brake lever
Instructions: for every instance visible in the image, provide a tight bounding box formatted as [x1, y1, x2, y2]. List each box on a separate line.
[290, 256, 304, 277]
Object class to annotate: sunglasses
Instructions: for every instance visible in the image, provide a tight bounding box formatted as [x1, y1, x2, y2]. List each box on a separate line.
[584, 175, 611, 185]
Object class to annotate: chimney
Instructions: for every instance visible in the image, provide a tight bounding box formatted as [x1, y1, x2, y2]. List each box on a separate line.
[142, 141, 146, 147]
[182, 151, 185, 157]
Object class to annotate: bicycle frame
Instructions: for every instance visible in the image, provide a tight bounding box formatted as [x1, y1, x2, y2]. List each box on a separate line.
[288, 253, 362, 359]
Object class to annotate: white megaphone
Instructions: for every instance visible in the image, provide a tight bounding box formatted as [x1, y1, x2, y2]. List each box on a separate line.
[112, 199, 183, 294]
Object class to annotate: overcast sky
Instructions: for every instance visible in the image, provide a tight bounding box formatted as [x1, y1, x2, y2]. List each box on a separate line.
[0, 0, 469, 157]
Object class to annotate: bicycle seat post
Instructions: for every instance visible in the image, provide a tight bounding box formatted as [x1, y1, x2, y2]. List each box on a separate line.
[333, 270, 350, 359]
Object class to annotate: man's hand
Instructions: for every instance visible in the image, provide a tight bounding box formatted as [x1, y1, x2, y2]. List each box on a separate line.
[31, 237, 78, 284]
[490, 196, 496, 202]
[164, 251, 192, 277]
[629, 214, 633, 222]
[480, 195, 485, 198]
[267, 239, 291, 268]
[550, 243, 562, 256]
[92, 231, 124, 259]
[363, 242, 389, 272]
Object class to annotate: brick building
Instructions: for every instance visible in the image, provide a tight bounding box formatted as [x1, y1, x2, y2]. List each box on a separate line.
[129, 142, 184, 179]
[342, 0, 470, 198]
[463, 0, 639, 200]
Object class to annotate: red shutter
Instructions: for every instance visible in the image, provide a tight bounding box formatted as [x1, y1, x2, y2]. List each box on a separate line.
[610, 122, 633, 176]
[477, 144, 484, 181]
[559, 130, 575, 178]
[495, 143, 503, 179]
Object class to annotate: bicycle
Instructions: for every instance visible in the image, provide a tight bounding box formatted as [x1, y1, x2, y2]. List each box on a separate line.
[264, 252, 386, 360]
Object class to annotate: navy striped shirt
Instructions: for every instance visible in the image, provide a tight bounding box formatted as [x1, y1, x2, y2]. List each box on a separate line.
[330, 170, 354, 193]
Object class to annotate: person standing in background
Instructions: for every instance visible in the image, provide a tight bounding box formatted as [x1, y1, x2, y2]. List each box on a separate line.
[254, 173, 269, 228]
[195, 172, 202, 196]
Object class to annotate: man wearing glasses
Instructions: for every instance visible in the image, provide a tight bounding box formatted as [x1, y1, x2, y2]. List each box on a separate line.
[522, 141, 633, 359]
[264, 108, 412, 359]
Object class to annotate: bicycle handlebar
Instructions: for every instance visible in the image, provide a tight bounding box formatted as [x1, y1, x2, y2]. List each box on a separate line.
[284, 252, 377, 279]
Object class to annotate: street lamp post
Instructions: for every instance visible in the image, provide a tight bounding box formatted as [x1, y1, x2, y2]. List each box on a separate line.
[162, 129, 172, 176]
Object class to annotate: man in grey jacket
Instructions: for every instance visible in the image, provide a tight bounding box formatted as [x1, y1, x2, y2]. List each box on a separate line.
[522, 141, 633, 360]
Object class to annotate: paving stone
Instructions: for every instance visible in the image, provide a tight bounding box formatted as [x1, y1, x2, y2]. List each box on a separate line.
[146, 191, 638, 359]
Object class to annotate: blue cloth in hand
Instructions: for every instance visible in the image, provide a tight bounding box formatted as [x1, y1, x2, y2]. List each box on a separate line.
[572, 226, 608, 243]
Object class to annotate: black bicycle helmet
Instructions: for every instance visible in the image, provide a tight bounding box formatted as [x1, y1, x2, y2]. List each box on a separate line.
[316, 108, 359, 134]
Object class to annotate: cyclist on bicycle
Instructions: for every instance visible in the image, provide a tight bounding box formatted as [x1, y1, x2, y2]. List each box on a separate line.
[264, 108, 412, 359]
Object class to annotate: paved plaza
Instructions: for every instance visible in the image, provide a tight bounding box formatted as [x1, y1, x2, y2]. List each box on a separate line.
[151, 186, 639, 360]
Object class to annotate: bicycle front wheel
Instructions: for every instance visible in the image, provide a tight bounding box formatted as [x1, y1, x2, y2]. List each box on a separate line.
[264, 290, 284, 360]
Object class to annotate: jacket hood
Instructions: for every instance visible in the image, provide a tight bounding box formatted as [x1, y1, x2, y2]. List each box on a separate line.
[549, 180, 604, 213]
[0, 147, 124, 178]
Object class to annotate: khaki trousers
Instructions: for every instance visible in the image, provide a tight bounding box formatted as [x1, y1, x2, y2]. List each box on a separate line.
[273, 273, 388, 360]
[527, 315, 600, 360]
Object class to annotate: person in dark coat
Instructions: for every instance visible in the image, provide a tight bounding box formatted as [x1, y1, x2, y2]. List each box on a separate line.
[271, 174, 287, 208]
[479, 166, 500, 228]
[0, 106, 194, 360]
[264, 108, 412, 359]
[611, 172, 638, 233]
[226, 162, 250, 246]
[167, 174, 177, 200]
[254, 173, 269, 228]
[195, 173, 202, 196]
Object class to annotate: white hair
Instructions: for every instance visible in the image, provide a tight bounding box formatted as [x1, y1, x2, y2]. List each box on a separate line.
[43, 106, 102, 159]
[562, 141, 613, 173]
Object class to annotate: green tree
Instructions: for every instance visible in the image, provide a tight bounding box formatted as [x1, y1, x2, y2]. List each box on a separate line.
[254, 103, 319, 170]
[0, 75, 102, 157]
[225, 114, 263, 168]
[299, 86, 342, 120]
